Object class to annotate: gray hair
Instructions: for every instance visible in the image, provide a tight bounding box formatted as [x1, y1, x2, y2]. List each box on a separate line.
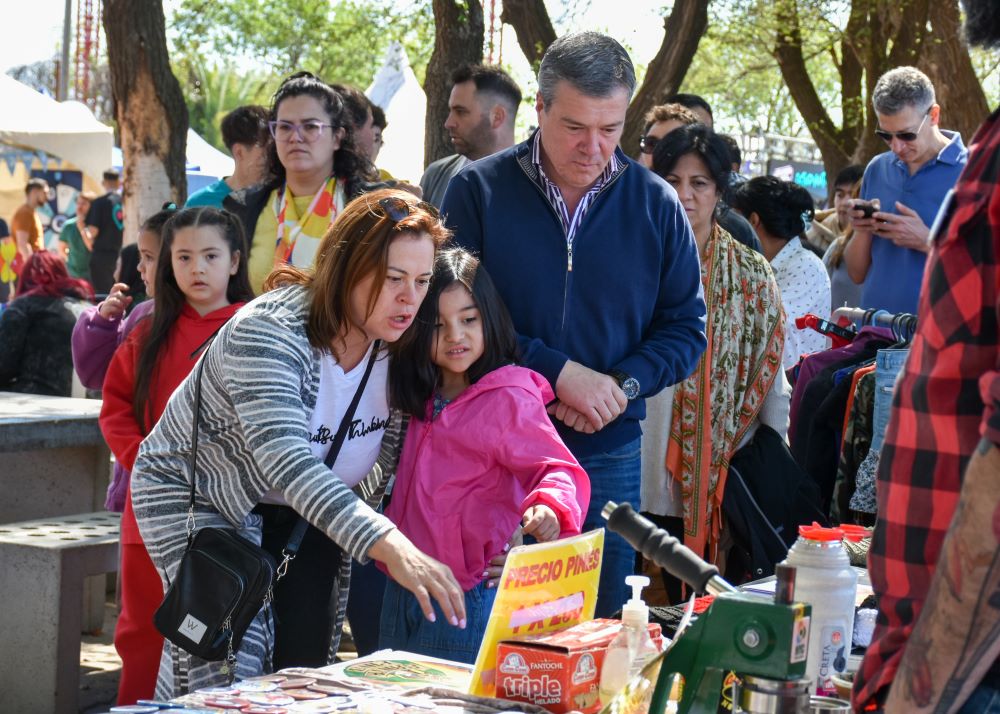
[537, 32, 636, 108]
[872, 66, 935, 116]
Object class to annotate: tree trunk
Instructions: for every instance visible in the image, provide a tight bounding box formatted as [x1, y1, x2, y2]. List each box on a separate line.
[424, 0, 485, 168]
[103, 0, 188, 245]
[919, 0, 991, 142]
[499, 0, 556, 72]
[620, 0, 711, 160]
[768, 0, 985, 194]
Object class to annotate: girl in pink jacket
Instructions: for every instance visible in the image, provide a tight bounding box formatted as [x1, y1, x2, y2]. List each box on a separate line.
[380, 248, 590, 663]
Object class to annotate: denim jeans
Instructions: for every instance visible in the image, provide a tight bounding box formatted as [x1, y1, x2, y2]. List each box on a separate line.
[578, 438, 642, 618]
[872, 347, 910, 452]
[378, 578, 497, 664]
[958, 682, 1000, 713]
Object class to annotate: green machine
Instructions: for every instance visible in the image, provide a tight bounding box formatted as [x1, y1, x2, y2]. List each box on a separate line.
[602, 502, 815, 714]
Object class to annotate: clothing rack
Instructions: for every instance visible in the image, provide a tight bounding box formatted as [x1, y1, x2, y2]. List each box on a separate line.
[832, 307, 917, 341]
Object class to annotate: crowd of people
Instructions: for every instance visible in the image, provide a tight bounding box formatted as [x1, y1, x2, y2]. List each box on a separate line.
[0, 1, 997, 710]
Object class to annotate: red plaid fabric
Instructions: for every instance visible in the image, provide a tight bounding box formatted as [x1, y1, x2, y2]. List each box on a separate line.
[853, 108, 1000, 709]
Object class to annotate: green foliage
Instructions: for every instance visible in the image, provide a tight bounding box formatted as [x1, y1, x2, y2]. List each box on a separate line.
[168, 0, 435, 150]
[682, 0, 844, 137]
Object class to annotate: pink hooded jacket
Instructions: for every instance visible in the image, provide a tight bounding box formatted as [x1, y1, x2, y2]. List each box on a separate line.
[384, 365, 590, 591]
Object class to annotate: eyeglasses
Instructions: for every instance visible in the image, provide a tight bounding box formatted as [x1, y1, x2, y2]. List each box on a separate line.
[268, 120, 335, 143]
[639, 134, 659, 155]
[377, 196, 440, 223]
[875, 111, 929, 144]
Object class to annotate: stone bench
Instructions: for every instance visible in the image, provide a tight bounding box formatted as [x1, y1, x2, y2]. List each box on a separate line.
[0, 512, 120, 714]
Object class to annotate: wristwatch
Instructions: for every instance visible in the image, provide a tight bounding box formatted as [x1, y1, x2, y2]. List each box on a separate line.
[608, 369, 640, 400]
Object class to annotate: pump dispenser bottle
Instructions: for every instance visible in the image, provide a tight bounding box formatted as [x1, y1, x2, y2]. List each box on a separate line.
[598, 575, 660, 704]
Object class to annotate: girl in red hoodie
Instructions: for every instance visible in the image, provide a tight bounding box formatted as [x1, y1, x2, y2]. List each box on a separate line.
[99, 207, 254, 704]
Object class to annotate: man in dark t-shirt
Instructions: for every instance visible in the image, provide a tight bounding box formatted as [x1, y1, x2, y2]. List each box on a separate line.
[85, 169, 124, 295]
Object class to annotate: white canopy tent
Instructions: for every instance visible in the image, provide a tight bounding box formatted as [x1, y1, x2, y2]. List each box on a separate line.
[0, 73, 113, 181]
[366, 42, 427, 182]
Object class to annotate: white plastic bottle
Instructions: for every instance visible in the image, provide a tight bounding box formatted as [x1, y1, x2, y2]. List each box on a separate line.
[781, 524, 858, 696]
[598, 575, 660, 705]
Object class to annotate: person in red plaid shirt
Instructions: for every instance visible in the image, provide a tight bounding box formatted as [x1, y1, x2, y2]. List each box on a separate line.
[853, 2, 1000, 710]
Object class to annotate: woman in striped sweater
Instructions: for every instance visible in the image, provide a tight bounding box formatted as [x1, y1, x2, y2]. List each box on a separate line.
[131, 189, 463, 696]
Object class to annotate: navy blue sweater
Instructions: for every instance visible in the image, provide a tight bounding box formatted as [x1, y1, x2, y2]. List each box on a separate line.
[441, 138, 707, 456]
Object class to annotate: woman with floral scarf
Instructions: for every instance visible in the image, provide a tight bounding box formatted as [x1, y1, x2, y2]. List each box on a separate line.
[640, 124, 790, 595]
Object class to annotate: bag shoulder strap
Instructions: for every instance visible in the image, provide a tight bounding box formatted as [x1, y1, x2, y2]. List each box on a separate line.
[283, 340, 382, 556]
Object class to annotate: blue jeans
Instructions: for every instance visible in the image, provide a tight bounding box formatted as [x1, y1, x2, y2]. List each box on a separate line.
[872, 348, 910, 452]
[579, 438, 642, 618]
[378, 578, 496, 664]
[958, 683, 1000, 713]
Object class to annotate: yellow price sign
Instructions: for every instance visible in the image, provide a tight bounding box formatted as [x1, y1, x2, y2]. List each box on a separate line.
[469, 528, 604, 697]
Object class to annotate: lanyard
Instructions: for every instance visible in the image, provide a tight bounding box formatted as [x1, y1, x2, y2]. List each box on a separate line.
[274, 176, 337, 264]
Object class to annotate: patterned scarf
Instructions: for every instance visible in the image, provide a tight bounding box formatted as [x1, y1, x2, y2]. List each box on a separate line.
[273, 176, 339, 267]
[667, 226, 786, 560]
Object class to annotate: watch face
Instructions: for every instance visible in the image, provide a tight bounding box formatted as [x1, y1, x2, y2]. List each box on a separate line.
[622, 377, 640, 400]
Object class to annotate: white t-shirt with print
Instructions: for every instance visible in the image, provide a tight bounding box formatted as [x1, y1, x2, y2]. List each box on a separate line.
[306, 344, 389, 487]
[260, 344, 389, 505]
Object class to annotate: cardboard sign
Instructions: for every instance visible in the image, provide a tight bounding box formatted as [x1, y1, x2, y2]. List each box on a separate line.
[469, 529, 604, 697]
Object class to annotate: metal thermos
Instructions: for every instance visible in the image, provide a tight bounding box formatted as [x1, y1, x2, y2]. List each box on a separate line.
[734, 675, 811, 713]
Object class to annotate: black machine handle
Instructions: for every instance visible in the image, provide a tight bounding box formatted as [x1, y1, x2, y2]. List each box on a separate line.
[602, 501, 738, 596]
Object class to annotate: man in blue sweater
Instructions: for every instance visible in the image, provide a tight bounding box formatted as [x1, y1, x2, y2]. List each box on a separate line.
[442, 31, 707, 616]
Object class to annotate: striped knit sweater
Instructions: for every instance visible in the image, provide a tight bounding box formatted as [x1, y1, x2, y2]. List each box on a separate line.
[131, 284, 402, 695]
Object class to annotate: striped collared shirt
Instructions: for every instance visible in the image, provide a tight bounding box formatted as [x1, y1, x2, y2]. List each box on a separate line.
[531, 131, 619, 251]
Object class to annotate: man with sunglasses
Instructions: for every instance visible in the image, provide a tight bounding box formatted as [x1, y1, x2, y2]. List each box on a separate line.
[844, 66, 968, 315]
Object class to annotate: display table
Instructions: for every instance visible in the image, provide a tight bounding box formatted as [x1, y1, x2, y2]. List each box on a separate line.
[167, 651, 549, 713]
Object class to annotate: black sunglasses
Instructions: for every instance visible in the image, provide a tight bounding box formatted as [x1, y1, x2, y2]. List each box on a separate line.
[639, 134, 659, 155]
[874, 111, 929, 144]
[377, 196, 440, 223]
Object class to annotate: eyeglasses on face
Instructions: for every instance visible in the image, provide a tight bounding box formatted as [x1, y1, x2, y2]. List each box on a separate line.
[377, 196, 440, 224]
[268, 120, 335, 143]
[875, 111, 929, 144]
[639, 134, 659, 154]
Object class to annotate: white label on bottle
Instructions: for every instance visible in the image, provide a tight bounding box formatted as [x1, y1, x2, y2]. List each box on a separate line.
[179, 613, 207, 644]
[816, 625, 849, 695]
[791, 614, 809, 663]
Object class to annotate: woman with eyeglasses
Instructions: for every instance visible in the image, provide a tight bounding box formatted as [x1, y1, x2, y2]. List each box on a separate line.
[639, 124, 790, 597]
[131, 190, 464, 695]
[225, 72, 378, 294]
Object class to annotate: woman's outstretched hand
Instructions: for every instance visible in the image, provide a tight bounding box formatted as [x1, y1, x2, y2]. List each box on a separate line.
[369, 528, 467, 628]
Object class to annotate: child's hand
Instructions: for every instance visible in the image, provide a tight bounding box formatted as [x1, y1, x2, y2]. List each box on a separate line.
[522, 504, 560, 542]
[98, 283, 132, 320]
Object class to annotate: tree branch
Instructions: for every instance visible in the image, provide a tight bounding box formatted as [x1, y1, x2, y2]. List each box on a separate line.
[500, 0, 557, 72]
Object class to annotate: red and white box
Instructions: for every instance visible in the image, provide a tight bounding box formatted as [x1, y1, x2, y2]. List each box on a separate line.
[495, 618, 663, 713]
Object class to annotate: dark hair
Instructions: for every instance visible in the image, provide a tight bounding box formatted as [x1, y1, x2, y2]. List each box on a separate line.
[451, 64, 523, 119]
[118, 243, 145, 304]
[718, 134, 742, 167]
[833, 164, 863, 189]
[132, 207, 254, 431]
[25, 178, 47, 194]
[266, 72, 375, 199]
[371, 104, 387, 130]
[642, 102, 697, 135]
[538, 32, 635, 107]
[102, 169, 120, 182]
[665, 93, 713, 121]
[731, 176, 816, 241]
[221, 105, 269, 150]
[140, 202, 178, 236]
[329, 83, 373, 131]
[390, 248, 518, 418]
[965, 0, 1000, 48]
[651, 123, 733, 195]
[264, 188, 451, 354]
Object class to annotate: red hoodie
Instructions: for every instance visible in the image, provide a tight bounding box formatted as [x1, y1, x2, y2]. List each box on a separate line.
[99, 302, 244, 543]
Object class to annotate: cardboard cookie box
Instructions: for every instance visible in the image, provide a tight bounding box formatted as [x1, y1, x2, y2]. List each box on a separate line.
[496, 618, 663, 713]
